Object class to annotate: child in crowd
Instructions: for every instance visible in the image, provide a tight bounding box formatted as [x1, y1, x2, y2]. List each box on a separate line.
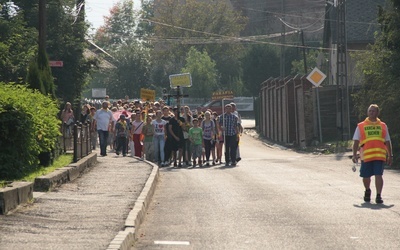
[189, 118, 203, 167]
[115, 114, 128, 156]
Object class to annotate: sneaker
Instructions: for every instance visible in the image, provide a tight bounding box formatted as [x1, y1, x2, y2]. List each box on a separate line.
[376, 194, 383, 204]
[364, 189, 371, 202]
[225, 162, 230, 167]
[231, 162, 237, 167]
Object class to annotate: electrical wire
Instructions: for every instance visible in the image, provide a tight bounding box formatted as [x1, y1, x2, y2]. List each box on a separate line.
[72, 2, 85, 25]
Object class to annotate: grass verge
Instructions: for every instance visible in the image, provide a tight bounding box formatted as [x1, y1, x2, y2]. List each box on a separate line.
[0, 154, 73, 188]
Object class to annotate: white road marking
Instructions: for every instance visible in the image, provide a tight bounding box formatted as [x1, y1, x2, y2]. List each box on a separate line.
[154, 240, 190, 245]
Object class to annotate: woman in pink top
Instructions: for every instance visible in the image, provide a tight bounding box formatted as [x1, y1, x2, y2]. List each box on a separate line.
[131, 109, 144, 157]
[61, 102, 74, 124]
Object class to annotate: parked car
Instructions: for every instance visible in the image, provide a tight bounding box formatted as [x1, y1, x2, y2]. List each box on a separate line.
[198, 99, 233, 115]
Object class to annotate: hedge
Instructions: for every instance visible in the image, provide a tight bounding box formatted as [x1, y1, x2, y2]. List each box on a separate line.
[0, 83, 60, 180]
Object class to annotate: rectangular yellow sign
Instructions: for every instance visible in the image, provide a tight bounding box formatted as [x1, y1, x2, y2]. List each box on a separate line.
[140, 88, 155, 101]
[169, 73, 192, 88]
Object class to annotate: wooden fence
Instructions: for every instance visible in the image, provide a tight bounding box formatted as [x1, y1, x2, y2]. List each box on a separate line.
[258, 75, 358, 147]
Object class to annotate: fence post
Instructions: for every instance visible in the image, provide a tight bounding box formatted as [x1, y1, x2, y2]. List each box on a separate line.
[80, 123, 83, 161]
[87, 123, 91, 155]
[73, 124, 78, 162]
[62, 123, 66, 153]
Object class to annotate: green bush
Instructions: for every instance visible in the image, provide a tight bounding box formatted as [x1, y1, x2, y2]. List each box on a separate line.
[0, 83, 61, 180]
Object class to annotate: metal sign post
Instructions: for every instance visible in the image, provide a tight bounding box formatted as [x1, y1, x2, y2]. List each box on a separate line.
[307, 67, 327, 143]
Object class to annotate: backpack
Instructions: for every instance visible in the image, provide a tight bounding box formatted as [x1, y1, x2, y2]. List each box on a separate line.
[116, 121, 127, 137]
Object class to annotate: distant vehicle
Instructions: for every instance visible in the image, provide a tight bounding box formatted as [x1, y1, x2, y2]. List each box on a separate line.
[198, 99, 233, 115]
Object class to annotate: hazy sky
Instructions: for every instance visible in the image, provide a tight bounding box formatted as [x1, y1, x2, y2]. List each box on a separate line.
[85, 0, 141, 31]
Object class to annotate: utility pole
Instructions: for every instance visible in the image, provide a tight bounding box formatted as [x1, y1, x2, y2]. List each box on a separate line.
[300, 30, 307, 74]
[75, 0, 85, 119]
[336, 0, 349, 140]
[280, 0, 286, 78]
[38, 0, 46, 52]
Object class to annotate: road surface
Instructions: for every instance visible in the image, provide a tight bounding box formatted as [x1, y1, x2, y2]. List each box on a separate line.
[133, 121, 400, 249]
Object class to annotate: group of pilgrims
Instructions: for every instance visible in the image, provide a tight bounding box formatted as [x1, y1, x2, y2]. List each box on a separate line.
[60, 96, 243, 168]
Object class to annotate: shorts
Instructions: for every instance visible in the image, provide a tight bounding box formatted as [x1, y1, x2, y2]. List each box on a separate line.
[191, 144, 203, 159]
[360, 160, 384, 178]
[167, 137, 184, 151]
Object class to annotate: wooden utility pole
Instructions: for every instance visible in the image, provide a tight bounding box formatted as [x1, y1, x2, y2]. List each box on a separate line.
[38, 0, 46, 52]
[336, 0, 349, 140]
[280, 0, 286, 78]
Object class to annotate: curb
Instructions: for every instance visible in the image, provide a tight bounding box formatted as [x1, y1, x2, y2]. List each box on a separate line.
[0, 152, 97, 215]
[107, 160, 159, 250]
[34, 152, 97, 192]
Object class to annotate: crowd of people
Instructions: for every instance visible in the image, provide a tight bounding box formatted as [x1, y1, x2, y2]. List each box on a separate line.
[62, 96, 244, 168]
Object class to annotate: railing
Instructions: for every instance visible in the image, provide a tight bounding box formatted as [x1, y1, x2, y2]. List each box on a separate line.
[61, 122, 92, 162]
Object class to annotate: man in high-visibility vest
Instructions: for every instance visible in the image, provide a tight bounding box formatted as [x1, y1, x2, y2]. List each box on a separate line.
[352, 104, 393, 204]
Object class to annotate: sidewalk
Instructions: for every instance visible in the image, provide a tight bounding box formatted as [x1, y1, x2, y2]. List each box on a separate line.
[0, 149, 158, 250]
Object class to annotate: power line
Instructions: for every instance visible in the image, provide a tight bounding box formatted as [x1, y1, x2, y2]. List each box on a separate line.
[138, 18, 366, 52]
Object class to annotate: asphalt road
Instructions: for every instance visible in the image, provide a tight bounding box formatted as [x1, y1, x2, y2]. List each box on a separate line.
[133, 121, 400, 249]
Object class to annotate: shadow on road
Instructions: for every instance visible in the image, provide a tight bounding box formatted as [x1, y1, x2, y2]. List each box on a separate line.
[353, 203, 394, 210]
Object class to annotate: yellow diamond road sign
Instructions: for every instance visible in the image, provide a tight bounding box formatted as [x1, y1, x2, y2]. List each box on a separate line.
[307, 67, 326, 87]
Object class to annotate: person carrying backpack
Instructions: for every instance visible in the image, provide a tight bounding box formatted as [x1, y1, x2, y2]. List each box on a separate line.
[115, 114, 128, 156]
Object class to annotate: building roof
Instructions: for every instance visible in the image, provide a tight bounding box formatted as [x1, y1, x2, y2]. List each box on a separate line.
[84, 39, 116, 69]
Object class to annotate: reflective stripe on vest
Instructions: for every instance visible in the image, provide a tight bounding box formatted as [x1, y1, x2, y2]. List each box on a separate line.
[358, 120, 387, 162]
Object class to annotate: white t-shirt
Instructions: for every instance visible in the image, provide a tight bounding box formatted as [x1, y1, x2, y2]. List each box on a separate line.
[353, 124, 390, 141]
[132, 120, 144, 134]
[152, 119, 167, 136]
[94, 109, 113, 131]
[202, 120, 215, 140]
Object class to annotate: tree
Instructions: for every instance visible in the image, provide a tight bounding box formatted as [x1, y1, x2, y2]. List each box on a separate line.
[0, 1, 37, 83]
[26, 60, 45, 94]
[150, 0, 247, 92]
[7, 0, 94, 106]
[94, 0, 137, 51]
[46, 0, 93, 104]
[241, 44, 280, 96]
[181, 47, 218, 98]
[136, 0, 155, 42]
[103, 42, 151, 98]
[353, 0, 400, 164]
[90, 1, 153, 99]
[36, 46, 55, 97]
[291, 50, 320, 76]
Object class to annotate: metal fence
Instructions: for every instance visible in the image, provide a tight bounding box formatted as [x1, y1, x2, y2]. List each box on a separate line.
[61, 122, 92, 162]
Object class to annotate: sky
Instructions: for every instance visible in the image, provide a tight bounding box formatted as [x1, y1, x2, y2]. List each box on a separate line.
[85, 0, 141, 32]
